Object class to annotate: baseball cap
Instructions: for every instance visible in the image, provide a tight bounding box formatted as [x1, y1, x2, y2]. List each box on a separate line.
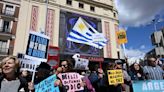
[115, 60, 123, 64]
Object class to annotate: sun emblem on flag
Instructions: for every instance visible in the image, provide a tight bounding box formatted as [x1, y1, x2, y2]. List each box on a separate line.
[78, 23, 85, 31]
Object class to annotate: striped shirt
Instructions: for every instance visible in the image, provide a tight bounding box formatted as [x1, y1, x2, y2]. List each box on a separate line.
[143, 65, 164, 80]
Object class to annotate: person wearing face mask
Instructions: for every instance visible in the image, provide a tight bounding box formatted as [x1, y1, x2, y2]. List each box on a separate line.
[0, 56, 30, 92]
[143, 55, 164, 80]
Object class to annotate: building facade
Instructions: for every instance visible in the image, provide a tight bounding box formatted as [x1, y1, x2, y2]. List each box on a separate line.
[0, 0, 124, 62]
[147, 28, 164, 58]
[0, 0, 20, 59]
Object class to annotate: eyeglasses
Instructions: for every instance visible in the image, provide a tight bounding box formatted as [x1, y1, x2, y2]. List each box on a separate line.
[61, 64, 67, 68]
[148, 60, 156, 62]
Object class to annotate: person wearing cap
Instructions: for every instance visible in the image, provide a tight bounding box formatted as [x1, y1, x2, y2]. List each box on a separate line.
[28, 62, 51, 91]
[143, 55, 164, 80]
[115, 60, 131, 92]
[34, 62, 51, 84]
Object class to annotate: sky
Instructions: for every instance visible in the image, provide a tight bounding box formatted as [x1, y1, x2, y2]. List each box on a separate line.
[114, 0, 164, 60]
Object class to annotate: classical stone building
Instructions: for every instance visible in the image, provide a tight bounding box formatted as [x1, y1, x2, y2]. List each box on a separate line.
[0, 0, 124, 63]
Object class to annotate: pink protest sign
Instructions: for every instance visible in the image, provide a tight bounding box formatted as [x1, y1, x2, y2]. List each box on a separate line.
[58, 72, 84, 92]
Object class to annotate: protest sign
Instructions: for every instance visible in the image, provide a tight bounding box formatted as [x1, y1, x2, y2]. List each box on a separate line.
[19, 59, 41, 72]
[35, 74, 59, 92]
[74, 58, 89, 70]
[107, 70, 124, 85]
[26, 31, 49, 59]
[17, 53, 47, 62]
[58, 72, 84, 92]
[132, 80, 164, 92]
[73, 54, 89, 70]
[116, 30, 128, 44]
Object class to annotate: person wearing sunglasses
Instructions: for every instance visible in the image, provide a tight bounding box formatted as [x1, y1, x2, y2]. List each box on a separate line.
[60, 60, 73, 73]
[143, 55, 164, 80]
[54, 59, 74, 91]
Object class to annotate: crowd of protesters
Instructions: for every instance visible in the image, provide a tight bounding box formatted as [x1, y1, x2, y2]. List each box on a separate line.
[0, 55, 163, 92]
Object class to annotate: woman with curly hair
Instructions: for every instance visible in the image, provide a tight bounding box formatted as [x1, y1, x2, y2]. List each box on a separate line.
[0, 56, 30, 92]
[129, 63, 146, 80]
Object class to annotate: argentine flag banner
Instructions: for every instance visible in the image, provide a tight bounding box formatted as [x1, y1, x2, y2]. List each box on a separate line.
[67, 17, 107, 49]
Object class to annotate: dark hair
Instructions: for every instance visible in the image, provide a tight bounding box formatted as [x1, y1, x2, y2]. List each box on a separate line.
[147, 55, 157, 61]
[60, 59, 73, 72]
[36, 62, 51, 71]
[130, 63, 144, 75]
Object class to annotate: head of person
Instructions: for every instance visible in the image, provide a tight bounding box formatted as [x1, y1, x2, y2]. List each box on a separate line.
[81, 71, 86, 76]
[60, 59, 73, 73]
[21, 70, 30, 77]
[130, 63, 141, 71]
[107, 63, 116, 70]
[115, 60, 123, 69]
[0, 56, 20, 77]
[134, 63, 140, 70]
[36, 62, 51, 80]
[147, 55, 157, 67]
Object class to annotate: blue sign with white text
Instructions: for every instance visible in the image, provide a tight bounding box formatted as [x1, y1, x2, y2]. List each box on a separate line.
[26, 31, 49, 59]
[132, 80, 164, 92]
[35, 74, 60, 92]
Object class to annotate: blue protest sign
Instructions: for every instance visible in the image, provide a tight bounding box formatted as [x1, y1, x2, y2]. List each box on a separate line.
[35, 74, 60, 92]
[26, 31, 49, 59]
[132, 80, 164, 92]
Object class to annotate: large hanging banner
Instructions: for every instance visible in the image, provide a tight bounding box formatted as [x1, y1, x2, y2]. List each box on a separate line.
[35, 74, 60, 92]
[26, 31, 49, 59]
[132, 80, 164, 92]
[58, 72, 84, 92]
[107, 70, 124, 85]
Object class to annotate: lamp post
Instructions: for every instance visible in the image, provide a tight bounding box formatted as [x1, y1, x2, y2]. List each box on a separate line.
[153, 19, 161, 58]
[42, 0, 48, 34]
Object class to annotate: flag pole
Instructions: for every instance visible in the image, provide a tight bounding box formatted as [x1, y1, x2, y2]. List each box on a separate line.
[122, 43, 127, 58]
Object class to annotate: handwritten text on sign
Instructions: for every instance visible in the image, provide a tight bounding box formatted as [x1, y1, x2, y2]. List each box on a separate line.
[58, 72, 84, 92]
[19, 59, 41, 72]
[26, 31, 49, 59]
[35, 74, 59, 92]
[74, 58, 89, 70]
[107, 70, 124, 85]
[132, 80, 164, 92]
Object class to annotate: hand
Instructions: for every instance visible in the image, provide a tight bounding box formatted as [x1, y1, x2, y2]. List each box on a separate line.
[137, 73, 141, 77]
[28, 82, 34, 91]
[98, 73, 103, 78]
[54, 79, 61, 86]
[113, 83, 118, 86]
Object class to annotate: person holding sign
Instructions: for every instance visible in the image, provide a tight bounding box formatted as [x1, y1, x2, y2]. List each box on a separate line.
[54, 60, 74, 91]
[115, 60, 131, 92]
[0, 56, 30, 92]
[28, 62, 52, 91]
[101, 63, 123, 92]
[55, 59, 85, 92]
